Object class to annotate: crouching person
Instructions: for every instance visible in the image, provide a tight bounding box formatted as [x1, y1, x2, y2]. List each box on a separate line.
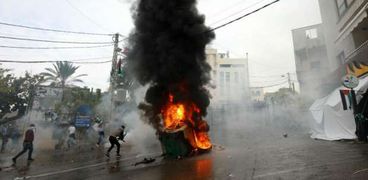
[105, 125, 125, 158]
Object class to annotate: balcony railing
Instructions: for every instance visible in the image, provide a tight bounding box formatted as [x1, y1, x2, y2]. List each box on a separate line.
[345, 39, 368, 64]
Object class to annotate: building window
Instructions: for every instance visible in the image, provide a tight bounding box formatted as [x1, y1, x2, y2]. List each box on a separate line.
[220, 72, 224, 95]
[225, 72, 230, 91]
[225, 72, 230, 83]
[220, 64, 231, 68]
[219, 53, 227, 59]
[336, 0, 352, 17]
[220, 72, 224, 86]
[306, 28, 317, 39]
[296, 49, 308, 60]
[310, 61, 321, 69]
[232, 64, 245, 68]
[234, 72, 239, 83]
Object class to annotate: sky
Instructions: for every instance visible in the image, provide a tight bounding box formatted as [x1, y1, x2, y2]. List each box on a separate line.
[0, 0, 321, 92]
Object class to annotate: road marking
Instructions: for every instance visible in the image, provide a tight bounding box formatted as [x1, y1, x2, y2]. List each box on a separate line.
[253, 167, 306, 178]
[14, 152, 160, 179]
[353, 168, 368, 175]
[253, 158, 366, 178]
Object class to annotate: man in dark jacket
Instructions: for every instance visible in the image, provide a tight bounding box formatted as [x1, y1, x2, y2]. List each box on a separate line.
[105, 125, 125, 157]
[12, 124, 36, 164]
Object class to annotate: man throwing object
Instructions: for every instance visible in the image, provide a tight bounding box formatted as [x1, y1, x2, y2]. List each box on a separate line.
[105, 125, 126, 158]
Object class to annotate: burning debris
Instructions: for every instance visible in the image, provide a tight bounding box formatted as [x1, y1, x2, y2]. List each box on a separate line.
[127, 0, 215, 157]
[134, 158, 156, 166]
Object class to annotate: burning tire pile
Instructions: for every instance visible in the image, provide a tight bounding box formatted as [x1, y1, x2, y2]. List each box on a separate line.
[126, 0, 215, 158]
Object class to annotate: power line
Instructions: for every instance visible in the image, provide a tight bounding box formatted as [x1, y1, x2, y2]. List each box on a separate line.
[64, 0, 113, 33]
[207, 0, 250, 17]
[208, 0, 268, 26]
[250, 80, 288, 88]
[0, 21, 113, 36]
[206, 0, 280, 33]
[0, 56, 111, 61]
[250, 73, 296, 78]
[0, 59, 112, 64]
[250, 79, 288, 86]
[118, 34, 127, 38]
[0, 35, 113, 44]
[250, 74, 285, 78]
[0, 44, 113, 49]
[251, 78, 288, 84]
[63, 56, 112, 61]
[74, 60, 112, 64]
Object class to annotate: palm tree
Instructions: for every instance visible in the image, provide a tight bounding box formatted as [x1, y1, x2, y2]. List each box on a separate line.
[41, 61, 87, 100]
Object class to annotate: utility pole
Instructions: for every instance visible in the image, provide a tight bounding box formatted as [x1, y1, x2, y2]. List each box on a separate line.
[287, 72, 291, 90]
[110, 33, 120, 88]
[110, 33, 120, 122]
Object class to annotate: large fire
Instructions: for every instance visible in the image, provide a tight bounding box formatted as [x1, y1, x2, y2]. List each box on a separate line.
[161, 94, 212, 150]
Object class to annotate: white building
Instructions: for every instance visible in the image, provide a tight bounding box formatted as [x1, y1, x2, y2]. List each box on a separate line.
[206, 48, 250, 105]
[318, 0, 368, 88]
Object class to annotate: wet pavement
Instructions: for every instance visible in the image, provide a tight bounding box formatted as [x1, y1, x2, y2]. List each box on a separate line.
[2, 112, 368, 179]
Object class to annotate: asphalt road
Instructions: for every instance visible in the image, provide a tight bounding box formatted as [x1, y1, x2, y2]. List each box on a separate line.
[2, 108, 368, 180]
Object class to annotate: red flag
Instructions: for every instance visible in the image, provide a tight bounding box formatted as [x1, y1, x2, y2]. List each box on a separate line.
[117, 59, 122, 74]
[342, 89, 350, 95]
[122, 48, 129, 55]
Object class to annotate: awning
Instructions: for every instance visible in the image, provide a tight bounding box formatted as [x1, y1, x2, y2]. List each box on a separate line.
[335, 3, 368, 44]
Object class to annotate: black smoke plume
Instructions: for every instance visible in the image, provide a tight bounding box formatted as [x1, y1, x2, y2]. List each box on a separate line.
[127, 0, 215, 129]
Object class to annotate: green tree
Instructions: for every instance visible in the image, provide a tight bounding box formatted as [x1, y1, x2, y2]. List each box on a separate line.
[0, 66, 14, 119]
[41, 61, 87, 99]
[54, 87, 102, 121]
[0, 67, 44, 124]
[265, 88, 297, 105]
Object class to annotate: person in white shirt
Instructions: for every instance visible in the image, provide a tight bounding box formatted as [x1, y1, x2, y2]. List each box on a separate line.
[67, 124, 76, 149]
[96, 123, 105, 147]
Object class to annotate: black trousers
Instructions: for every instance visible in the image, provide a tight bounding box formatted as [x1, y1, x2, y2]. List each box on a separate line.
[14, 142, 33, 160]
[107, 136, 120, 154]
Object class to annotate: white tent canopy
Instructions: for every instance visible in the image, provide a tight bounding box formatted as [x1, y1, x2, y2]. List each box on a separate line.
[309, 76, 368, 140]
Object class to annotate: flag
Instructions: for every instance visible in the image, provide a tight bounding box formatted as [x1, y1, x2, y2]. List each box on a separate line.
[117, 59, 122, 74]
[340, 90, 348, 110]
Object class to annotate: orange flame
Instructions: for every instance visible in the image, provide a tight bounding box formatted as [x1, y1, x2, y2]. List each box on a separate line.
[163, 103, 186, 129]
[194, 130, 212, 149]
[162, 94, 212, 150]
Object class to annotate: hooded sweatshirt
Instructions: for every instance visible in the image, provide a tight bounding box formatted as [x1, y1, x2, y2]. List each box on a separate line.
[24, 127, 35, 143]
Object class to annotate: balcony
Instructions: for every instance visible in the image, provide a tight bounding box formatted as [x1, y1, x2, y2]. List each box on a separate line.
[345, 39, 368, 64]
[344, 39, 368, 78]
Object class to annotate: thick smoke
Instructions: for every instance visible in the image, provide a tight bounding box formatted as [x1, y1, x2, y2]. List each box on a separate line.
[127, 0, 215, 128]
